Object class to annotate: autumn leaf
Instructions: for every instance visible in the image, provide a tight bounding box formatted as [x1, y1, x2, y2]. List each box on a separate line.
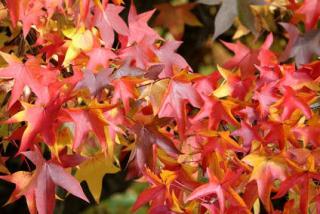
[242, 153, 288, 212]
[112, 0, 124, 5]
[0, 148, 89, 214]
[127, 1, 159, 44]
[128, 123, 179, 177]
[64, 104, 113, 150]
[2, 100, 62, 153]
[154, 3, 202, 39]
[139, 79, 170, 115]
[63, 28, 94, 66]
[158, 76, 203, 138]
[186, 168, 249, 213]
[293, 124, 320, 147]
[199, 0, 265, 39]
[155, 40, 191, 78]
[0, 171, 36, 214]
[273, 171, 320, 214]
[232, 121, 262, 151]
[119, 36, 157, 69]
[0, 52, 58, 108]
[281, 23, 320, 66]
[92, 3, 128, 47]
[275, 86, 313, 121]
[111, 77, 143, 113]
[0, 156, 9, 174]
[2, 1, 320, 213]
[7, 0, 19, 28]
[86, 47, 117, 72]
[75, 152, 119, 202]
[294, 0, 320, 30]
[222, 33, 273, 78]
[131, 168, 173, 212]
[253, 82, 279, 117]
[7, 0, 46, 36]
[199, 131, 245, 169]
[213, 66, 253, 100]
[75, 68, 113, 96]
[191, 95, 238, 130]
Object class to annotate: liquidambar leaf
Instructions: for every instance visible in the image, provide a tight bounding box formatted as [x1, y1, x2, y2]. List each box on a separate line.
[75, 153, 120, 202]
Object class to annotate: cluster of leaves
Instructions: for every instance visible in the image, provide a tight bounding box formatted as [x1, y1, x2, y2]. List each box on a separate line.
[0, 0, 320, 213]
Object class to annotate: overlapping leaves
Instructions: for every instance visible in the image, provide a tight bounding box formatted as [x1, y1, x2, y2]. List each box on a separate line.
[0, 0, 320, 214]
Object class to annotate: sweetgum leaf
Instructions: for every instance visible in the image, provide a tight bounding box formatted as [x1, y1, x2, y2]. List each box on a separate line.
[243, 153, 288, 212]
[158, 77, 203, 137]
[86, 47, 117, 71]
[75, 153, 120, 202]
[295, 0, 320, 30]
[128, 123, 179, 176]
[75, 69, 113, 96]
[154, 3, 202, 40]
[222, 33, 273, 78]
[155, 40, 191, 78]
[92, 3, 128, 47]
[0, 171, 36, 214]
[0, 149, 89, 214]
[0, 53, 59, 108]
[186, 169, 248, 213]
[210, 0, 265, 39]
[281, 23, 320, 66]
[64, 105, 112, 150]
[273, 172, 320, 214]
[127, 1, 159, 44]
[2, 100, 62, 153]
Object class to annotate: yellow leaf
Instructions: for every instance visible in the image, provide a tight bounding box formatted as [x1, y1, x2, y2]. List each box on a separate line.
[139, 79, 170, 114]
[63, 43, 81, 66]
[50, 126, 73, 157]
[216, 65, 234, 80]
[233, 19, 250, 39]
[242, 153, 288, 212]
[62, 27, 77, 39]
[63, 29, 93, 66]
[160, 170, 177, 186]
[75, 153, 120, 202]
[213, 83, 231, 98]
[72, 30, 93, 51]
[253, 198, 260, 214]
[212, 65, 238, 98]
[171, 191, 184, 213]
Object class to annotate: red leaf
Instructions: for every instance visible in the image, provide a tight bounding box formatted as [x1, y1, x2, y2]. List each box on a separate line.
[111, 77, 142, 113]
[277, 86, 312, 121]
[127, 1, 159, 44]
[158, 78, 203, 138]
[232, 121, 262, 151]
[0, 53, 58, 108]
[296, 0, 320, 30]
[155, 41, 191, 78]
[132, 185, 166, 212]
[0, 149, 88, 214]
[273, 172, 320, 214]
[64, 106, 111, 150]
[2, 100, 62, 153]
[222, 34, 273, 78]
[92, 3, 128, 47]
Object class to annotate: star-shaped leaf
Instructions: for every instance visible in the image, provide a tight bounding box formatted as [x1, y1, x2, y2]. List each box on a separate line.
[0, 149, 88, 214]
[243, 153, 288, 212]
[75, 152, 119, 202]
[154, 3, 202, 39]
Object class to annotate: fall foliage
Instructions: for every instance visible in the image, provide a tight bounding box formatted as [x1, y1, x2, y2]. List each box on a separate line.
[0, 0, 320, 213]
